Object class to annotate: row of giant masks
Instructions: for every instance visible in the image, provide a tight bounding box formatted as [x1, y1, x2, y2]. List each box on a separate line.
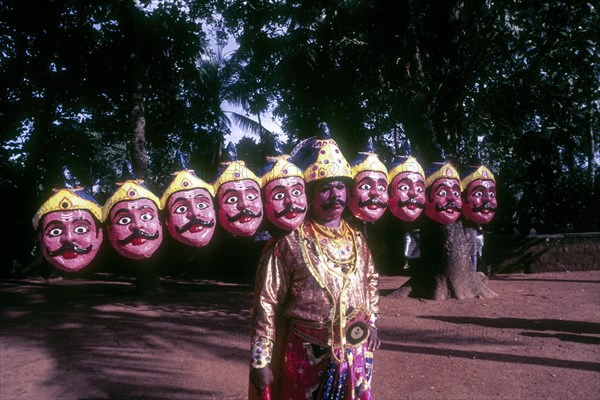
[33, 133, 496, 273]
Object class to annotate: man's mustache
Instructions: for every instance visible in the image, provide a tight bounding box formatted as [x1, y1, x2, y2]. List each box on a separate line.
[48, 243, 92, 257]
[227, 208, 262, 222]
[117, 229, 160, 245]
[274, 204, 307, 218]
[175, 218, 215, 234]
[358, 198, 388, 208]
[322, 199, 346, 211]
[472, 203, 497, 213]
[435, 202, 462, 212]
[398, 198, 425, 209]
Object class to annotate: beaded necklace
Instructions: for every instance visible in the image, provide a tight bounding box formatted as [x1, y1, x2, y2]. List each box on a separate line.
[300, 219, 359, 362]
[310, 220, 357, 274]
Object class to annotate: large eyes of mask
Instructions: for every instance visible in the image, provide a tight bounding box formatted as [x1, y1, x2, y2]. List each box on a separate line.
[273, 192, 285, 201]
[117, 216, 132, 225]
[140, 213, 153, 221]
[196, 202, 209, 210]
[73, 226, 89, 234]
[48, 228, 63, 237]
[225, 195, 238, 204]
[174, 205, 188, 214]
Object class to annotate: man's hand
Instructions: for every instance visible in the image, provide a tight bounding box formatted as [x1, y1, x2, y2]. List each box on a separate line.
[367, 326, 381, 351]
[250, 366, 274, 397]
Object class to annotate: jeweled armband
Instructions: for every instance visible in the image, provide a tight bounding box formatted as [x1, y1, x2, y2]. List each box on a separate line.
[251, 335, 273, 369]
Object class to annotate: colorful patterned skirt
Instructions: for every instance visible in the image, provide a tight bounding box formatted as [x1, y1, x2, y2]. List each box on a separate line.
[272, 327, 374, 400]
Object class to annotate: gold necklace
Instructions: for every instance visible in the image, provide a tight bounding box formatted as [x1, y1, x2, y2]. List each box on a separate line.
[310, 220, 356, 273]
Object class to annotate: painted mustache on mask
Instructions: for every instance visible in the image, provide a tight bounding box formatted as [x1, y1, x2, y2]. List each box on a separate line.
[175, 218, 215, 234]
[47, 243, 92, 257]
[472, 203, 497, 213]
[321, 199, 346, 211]
[274, 204, 307, 218]
[435, 202, 462, 212]
[398, 198, 425, 209]
[227, 208, 262, 222]
[117, 229, 160, 245]
[358, 198, 388, 208]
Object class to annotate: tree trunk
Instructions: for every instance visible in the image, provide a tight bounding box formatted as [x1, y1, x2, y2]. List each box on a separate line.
[129, 82, 148, 179]
[118, 2, 158, 294]
[390, 219, 496, 300]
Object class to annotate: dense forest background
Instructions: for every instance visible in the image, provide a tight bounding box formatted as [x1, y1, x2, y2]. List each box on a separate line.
[1, 0, 598, 278]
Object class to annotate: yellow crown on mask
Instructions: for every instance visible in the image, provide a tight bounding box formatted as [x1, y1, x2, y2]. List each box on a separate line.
[160, 169, 214, 209]
[33, 188, 102, 230]
[425, 163, 461, 190]
[260, 155, 304, 187]
[102, 179, 161, 222]
[461, 165, 496, 191]
[351, 153, 388, 178]
[387, 156, 425, 184]
[212, 160, 261, 193]
[304, 139, 352, 183]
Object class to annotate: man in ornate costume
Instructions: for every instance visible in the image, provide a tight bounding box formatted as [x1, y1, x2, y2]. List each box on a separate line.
[249, 127, 380, 399]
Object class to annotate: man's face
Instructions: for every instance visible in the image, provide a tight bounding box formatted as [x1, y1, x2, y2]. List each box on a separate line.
[349, 170, 389, 222]
[165, 187, 216, 247]
[106, 198, 163, 259]
[389, 172, 426, 222]
[425, 178, 463, 224]
[311, 179, 347, 224]
[264, 176, 307, 231]
[39, 209, 103, 272]
[462, 179, 497, 225]
[217, 179, 263, 237]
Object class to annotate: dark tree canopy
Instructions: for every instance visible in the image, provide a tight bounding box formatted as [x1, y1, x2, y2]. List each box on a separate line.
[1, 0, 598, 280]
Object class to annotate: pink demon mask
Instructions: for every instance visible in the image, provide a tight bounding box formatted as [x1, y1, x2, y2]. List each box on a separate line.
[264, 176, 307, 231]
[425, 170, 463, 225]
[217, 179, 263, 237]
[104, 178, 163, 259]
[39, 209, 103, 272]
[33, 184, 104, 272]
[461, 166, 497, 225]
[165, 187, 216, 247]
[389, 171, 426, 222]
[349, 170, 389, 222]
[161, 168, 216, 247]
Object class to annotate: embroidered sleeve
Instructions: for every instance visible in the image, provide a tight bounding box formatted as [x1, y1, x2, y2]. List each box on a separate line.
[252, 237, 291, 341]
[361, 232, 380, 319]
[250, 335, 274, 369]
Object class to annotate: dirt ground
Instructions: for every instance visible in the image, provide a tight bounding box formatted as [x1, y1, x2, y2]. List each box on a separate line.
[1, 270, 599, 400]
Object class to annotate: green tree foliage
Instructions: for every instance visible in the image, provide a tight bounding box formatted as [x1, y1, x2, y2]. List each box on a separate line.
[212, 0, 599, 233]
[0, 1, 598, 277]
[0, 0, 223, 273]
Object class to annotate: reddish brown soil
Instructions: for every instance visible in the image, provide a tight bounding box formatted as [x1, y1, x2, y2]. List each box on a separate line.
[1, 270, 599, 400]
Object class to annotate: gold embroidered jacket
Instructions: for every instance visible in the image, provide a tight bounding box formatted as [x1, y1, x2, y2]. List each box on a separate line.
[250, 219, 379, 367]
